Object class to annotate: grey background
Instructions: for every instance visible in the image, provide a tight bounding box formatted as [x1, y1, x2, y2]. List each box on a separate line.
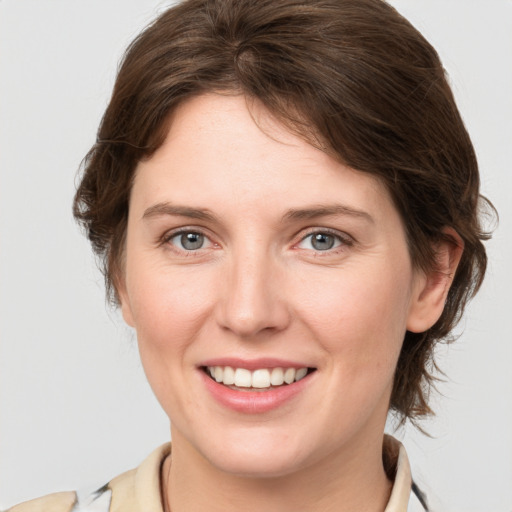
[1, 1, 511, 510]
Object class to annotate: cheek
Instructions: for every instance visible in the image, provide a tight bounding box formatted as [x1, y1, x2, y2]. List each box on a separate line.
[293, 262, 412, 374]
[126, 260, 216, 362]
[125, 263, 219, 416]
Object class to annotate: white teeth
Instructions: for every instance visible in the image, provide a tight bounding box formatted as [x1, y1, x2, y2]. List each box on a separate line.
[270, 367, 284, 386]
[223, 366, 235, 385]
[234, 368, 252, 388]
[206, 365, 310, 389]
[295, 367, 308, 381]
[284, 368, 296, 384]
[251, 369, 270, 388]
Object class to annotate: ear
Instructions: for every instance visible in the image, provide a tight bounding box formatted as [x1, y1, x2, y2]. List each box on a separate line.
[407, 228, 464, 333]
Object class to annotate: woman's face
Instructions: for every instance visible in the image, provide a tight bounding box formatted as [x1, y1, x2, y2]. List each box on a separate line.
[120, 93, 429, 477]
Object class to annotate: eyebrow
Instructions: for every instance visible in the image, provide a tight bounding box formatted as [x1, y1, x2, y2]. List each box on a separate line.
[142, 202, 374, 224]
[282, 204, 374, 224]
[142, 203, 217, 222]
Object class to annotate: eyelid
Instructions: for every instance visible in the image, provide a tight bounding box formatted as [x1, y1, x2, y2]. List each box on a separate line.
[160, 226, 217, 252]
[294, 227, 354, 251]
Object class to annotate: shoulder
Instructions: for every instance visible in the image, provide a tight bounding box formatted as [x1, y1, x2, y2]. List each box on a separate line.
[5, 491, 77, 512]
[4, 444, 171, 512]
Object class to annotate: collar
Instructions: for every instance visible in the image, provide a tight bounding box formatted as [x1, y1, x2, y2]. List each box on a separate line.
[383, 435, 413, 512]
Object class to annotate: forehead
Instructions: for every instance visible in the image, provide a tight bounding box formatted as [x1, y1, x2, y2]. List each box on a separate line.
[131, 93, 396, 226]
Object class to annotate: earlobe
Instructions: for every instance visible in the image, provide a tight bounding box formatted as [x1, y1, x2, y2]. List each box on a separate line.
[120, 298, 135, 327]
[116, 279, 135, 328]
[406, 229, 464, 333]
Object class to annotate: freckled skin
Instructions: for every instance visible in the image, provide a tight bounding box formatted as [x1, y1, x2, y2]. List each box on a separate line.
[119, 94, 453, 510]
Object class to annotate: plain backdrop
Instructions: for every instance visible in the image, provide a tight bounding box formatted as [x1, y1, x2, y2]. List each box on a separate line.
[1, 1, 511, 511]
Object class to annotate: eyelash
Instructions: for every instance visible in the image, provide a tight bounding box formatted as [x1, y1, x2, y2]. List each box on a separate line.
[296, 228, 354, 254]
[159, 227, 354, 255]
[160, 228, 214, 255]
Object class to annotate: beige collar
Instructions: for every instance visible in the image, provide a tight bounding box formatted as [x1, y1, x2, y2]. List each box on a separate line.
[383, 436, 413, 512]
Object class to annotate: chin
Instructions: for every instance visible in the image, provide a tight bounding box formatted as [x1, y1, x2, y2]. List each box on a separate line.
[193, 426, 314, 479]
[208, 450, 306, 479]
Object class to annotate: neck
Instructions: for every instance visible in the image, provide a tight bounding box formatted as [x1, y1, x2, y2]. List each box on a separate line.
[164, 428, 392, 512]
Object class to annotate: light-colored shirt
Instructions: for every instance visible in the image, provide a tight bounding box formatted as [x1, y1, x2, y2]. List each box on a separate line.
[6, 437, 427, 512]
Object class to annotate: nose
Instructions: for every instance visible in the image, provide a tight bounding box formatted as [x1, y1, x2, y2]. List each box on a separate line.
[216, 249, 290, 339]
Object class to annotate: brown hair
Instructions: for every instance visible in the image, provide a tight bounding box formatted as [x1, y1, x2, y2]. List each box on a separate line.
[73, 0, 494, 422]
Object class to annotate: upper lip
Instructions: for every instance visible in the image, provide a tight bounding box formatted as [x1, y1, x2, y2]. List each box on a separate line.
[199, 357, 314, 370]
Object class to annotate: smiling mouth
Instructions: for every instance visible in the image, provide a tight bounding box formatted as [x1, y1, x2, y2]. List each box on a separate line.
[202, 366, 316, 391]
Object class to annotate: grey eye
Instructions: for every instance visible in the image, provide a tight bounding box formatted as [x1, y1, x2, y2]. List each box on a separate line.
[174, 232, 205, 250]
[297, 231, 344, 252]
[310, 233, 336, 251]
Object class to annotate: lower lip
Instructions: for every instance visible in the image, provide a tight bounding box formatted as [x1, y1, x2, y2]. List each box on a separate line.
[200, 370, 313, 414]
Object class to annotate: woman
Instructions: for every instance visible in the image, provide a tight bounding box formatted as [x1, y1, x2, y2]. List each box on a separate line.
[5, 0, 494, 511]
